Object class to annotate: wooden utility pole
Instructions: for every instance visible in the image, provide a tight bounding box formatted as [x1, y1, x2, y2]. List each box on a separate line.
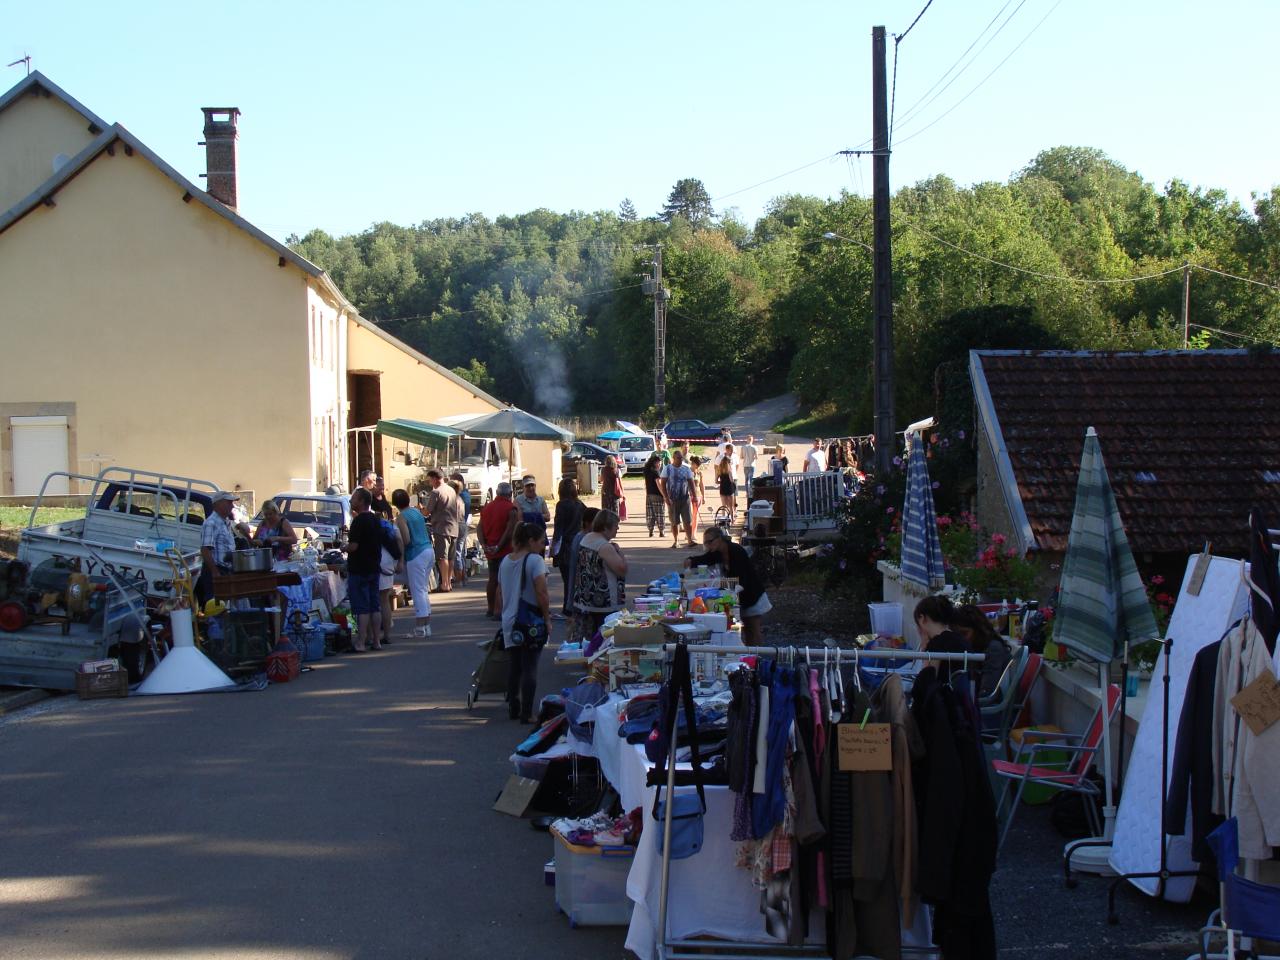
[871, 26, 896, 475]
[644, 246, 668, 416]
[1182, 263, 1191, 348]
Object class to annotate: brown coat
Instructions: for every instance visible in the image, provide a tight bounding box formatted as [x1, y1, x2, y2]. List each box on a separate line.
[876, 673, 924, 926]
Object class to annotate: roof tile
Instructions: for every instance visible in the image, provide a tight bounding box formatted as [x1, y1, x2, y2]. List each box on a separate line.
[976, 350, 1280, 554]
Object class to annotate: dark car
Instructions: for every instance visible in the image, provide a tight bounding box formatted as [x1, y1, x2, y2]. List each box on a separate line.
[661, 419, 724, 442]
[567, 441, 624, 470]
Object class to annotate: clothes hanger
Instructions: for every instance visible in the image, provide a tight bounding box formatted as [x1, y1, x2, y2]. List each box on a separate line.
[830, 650, 845, 722]
[823, 648, 840, 724]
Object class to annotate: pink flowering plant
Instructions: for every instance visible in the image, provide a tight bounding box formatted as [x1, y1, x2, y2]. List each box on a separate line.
[1127, 574, 1175, 672]
[951, 529, 1042, 602]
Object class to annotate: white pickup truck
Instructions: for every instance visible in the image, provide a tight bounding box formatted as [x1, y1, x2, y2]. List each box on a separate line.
[1, 467, 224, 689]
[18, 467, 221, 597]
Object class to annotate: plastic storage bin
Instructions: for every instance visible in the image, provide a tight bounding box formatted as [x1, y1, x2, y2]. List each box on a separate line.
[551, 827, 635, 927]
[868, 602, 903, 638]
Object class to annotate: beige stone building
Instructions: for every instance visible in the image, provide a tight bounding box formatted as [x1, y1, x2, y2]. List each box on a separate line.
[0, 73, 560, 503]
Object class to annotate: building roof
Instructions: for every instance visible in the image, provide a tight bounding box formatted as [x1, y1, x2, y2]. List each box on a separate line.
[0, 71, 108, 133]
[970, 349, 1280, 556]
[0, 72, 506, 413]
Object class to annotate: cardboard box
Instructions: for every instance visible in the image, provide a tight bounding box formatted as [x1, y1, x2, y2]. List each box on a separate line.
[612, 622, 667, 646]
[606, 648, 665, 690]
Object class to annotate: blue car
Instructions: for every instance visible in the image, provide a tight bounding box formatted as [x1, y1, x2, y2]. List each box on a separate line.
[661, 419, 725, 442]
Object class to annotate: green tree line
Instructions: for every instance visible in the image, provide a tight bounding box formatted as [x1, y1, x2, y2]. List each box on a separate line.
[289, 146, 1280, 428]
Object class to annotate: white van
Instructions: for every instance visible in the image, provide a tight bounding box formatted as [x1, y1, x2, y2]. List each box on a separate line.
[617, 434, 656, 474]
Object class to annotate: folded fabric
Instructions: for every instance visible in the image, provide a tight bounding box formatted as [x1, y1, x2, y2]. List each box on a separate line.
[516, 714, 567, 757]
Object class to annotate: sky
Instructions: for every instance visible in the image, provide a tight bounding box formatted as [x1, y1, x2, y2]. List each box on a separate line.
[4, 0, 1277, 243]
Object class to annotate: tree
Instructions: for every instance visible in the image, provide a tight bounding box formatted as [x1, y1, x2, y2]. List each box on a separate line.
[618, 198, 637, 222]
[452, 359, 496, 394]
[660, 178, 714, 226]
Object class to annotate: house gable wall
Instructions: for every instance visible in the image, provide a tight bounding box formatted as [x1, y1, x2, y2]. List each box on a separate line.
[0, 91, 99, 214]
[0, 147, 312, 500]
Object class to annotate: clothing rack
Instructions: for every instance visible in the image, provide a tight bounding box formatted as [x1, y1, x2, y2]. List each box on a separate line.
[654, 643, 985, 960]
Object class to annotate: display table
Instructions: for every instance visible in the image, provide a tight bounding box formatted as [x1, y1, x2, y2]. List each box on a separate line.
[592, 697, 805, 960]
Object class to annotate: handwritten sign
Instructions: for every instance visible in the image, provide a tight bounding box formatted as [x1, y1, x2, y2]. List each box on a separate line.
[838, 723, 892, 772]
[1186, 549, 1213, 596]
[1230, 669, 1280, 737]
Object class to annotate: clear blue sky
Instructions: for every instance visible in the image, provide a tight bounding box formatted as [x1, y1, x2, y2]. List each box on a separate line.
[5, 0, 1277, 242]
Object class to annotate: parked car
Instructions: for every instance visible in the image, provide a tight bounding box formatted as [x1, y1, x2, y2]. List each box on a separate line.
[567, 441, 625, 471]
[615, 434, 657, 473]
[258, 493, 352, 548]
[661, 419, 724, 442]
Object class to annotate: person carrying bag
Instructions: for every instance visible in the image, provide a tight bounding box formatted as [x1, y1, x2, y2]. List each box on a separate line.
[649, 641, 706, 860]
[497, 523, 551, 722]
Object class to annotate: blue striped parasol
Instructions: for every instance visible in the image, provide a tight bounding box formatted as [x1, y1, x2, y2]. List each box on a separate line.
[900, 432, 946, 589]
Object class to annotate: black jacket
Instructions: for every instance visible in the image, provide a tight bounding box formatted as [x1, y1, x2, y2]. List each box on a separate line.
[911, 670, 998, 959]
[1165, 640, 1223, 865]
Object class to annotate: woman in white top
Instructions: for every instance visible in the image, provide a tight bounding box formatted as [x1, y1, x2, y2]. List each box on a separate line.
[572, 509, 627, 636]
[495, 522, 552, 722]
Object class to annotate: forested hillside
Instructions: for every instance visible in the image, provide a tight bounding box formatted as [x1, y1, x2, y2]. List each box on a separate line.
[289, 147, 1280, 430]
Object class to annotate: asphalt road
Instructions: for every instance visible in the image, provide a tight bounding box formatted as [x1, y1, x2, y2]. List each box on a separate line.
[0, 477, 1219, 958]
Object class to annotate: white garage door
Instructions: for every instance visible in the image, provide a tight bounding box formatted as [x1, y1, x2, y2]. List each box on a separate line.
[11, 416, 69, 495]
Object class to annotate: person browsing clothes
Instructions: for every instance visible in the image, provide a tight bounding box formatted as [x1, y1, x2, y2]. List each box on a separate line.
[684, 527, 770, 646]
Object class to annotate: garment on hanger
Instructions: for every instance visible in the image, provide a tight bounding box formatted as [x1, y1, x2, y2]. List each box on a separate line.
[1212, 617, 1280, 860]
[1166, 638, 1225, 866]
[875, 672, 925, 926]
[728, 666, 758, 842]
[752, 662, 797, 839]
[911, 666, 998, 960]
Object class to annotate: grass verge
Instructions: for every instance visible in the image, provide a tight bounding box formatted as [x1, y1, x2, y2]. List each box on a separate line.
[773, 402, 849, 437]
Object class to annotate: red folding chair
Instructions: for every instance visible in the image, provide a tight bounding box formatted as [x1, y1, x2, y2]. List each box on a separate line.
[993, 682, 1120, 854]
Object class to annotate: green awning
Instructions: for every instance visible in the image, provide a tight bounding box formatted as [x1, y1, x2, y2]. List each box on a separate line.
[374, 418, 463, 451]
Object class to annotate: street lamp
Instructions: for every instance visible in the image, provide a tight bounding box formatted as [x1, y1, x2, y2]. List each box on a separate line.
[821, 230, 874, 254]
[823, 230, 894, 474]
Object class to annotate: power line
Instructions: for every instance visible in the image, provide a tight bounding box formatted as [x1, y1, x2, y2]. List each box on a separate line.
[893, 0, 1025, 132]
[1193, 263, 1280, 293]
[898, 216, 1185, 284]
[890, 0, 942, 142]
[896, 0, 936, 43]
[893, 0, 1062, 147]
[711, 152, 842, 203]
[891, 0, 1015, 130]
[373, 280, 647, 325]
[1188, 323, 1279, 347]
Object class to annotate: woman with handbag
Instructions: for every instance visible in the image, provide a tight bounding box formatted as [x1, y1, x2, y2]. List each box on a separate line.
[573, 508, 627, 638]
[600, 455, 623, 516]
[495, 522, 553, 722]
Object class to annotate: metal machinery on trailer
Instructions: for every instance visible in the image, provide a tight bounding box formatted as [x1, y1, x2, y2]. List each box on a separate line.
[0, 467, 223, 690]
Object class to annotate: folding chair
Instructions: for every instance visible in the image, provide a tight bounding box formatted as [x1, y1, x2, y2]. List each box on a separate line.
[993, 682, 1120, 853]
[978, 645, 1031, 744]
[1189, 817, 1280, 960]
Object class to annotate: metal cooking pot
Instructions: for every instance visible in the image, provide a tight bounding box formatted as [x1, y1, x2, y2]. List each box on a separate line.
[231, 548, 272, 573]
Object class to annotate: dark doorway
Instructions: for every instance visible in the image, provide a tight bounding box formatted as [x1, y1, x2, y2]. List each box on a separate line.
[348, 371, 382, 481]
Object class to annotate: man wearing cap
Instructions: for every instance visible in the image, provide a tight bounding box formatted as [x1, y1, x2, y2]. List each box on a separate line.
[198, 491, 241, 602]
[480, 481, 519, 618]
[514, 476, 550, 532]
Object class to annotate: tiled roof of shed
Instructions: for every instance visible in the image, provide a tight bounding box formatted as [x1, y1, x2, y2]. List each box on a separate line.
[973, 349, 1280, 555]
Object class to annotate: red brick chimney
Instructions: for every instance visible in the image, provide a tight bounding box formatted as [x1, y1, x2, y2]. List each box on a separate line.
[199, 107, 240, 210]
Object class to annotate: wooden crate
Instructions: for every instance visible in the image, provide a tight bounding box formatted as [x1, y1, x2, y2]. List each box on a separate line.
[75, 668, 129, 700]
